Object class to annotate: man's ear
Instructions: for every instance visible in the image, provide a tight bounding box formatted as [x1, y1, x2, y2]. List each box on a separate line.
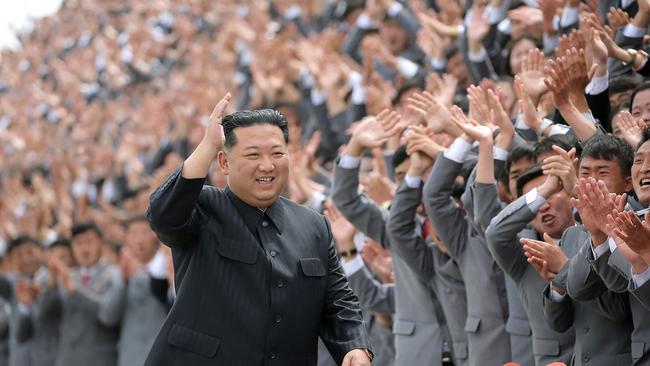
[217, 151, 229, 175]
[624, 175, 633, 193]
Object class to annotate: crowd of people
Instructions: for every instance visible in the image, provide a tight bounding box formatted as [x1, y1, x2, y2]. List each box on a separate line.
[2, 0, 650, 364]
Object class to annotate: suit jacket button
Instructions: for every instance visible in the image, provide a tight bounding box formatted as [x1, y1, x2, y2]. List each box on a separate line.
[270, 250, 277, 257]
[583, 356, 590, 362]
[274, 315, 282, 323]
[276, 279, 284, 288]
[262, 221, 269, 227]
[269, 352, 276, 360]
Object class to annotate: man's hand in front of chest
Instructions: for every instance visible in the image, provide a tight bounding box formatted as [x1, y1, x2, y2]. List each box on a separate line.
[342, 349, 371, 366]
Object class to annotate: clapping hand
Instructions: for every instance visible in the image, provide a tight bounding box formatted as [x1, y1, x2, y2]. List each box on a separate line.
[520, 233, 568, 281]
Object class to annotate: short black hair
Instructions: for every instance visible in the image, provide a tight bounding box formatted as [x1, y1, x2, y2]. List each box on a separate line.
[581, 134, 634, 176]
[71, 222, 103, 239]
[630, 82, 650, 112]
[221, 109, 289, 149]
[7, 236, 41, 253]
[392, 77, 424, 106]
[48, 238, 71, 250]
[502, 142, 536, 187]
[534, 134, 581, 161]
[609, 75, 640, 95]
[392, 144, 409, 170]
[639, 126, 650, 150]
[516, 165, 545, 197]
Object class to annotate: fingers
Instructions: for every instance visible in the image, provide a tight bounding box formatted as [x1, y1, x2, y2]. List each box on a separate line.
[209, 93, 232, 124]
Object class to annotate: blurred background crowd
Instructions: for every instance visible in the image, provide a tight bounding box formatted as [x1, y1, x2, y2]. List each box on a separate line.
[3, 0, 650, 365]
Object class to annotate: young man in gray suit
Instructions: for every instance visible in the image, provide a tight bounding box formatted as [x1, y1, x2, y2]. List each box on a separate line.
[331, 113, 448, 366]
[41, 223, 124, 366]
[114, 215, 171, 366]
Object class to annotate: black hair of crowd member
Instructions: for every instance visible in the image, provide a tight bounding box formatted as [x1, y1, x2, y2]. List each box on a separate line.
[122, 214, 148, 228]
[639, 126, 650, 150]
[629, 82, 650, 112]
[221, 109, 289, 150]
[392, 77, 425, 106]
[581, 134, 635, 177]
[516, 165, 545, 198]
[48, 238, 71, 250]
[392, 144, 409, 170]
[71, 222, 104, 239]
[7, 236, 42, 254]
[502, 142, 536, 186]
[335, 0, 366, 21]
[534, 134, 581, 161]
[610, 76, 641, 95]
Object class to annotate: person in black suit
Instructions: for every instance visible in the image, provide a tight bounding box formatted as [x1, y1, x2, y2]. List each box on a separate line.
[145, 93, 372, 366]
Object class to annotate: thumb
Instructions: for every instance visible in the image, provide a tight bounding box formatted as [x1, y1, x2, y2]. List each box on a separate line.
[543, 232, 558, 246]
[341, 353, 352, 366]
[587, 64, 597, 81]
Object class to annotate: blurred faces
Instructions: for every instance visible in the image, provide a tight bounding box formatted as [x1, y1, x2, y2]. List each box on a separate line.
[218, 124, 289, 208]
[610, 90, 633, 109]
[380, 19, 409, 55]
[393, 159, 411, 186]
[632, 89, 650, 124]
[12, 242, 43, 277]
[523, 176, 575, 239]
[579, 156, 632, 195]
[71, 230, 104, 268]
[126, 220, 159, 264]
[48, 246, 73, 268]
[632, 140, 650, 205]
[509, 38, 536, 75]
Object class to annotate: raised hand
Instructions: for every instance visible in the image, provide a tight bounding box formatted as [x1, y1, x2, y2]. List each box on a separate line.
[360, 239, 394, 283]
[607, 7, 631, 32]
[609, 211, 650, 259]
[542, 145, 578, 196]
[515, 75, 543, 132]
[404, 125, 445, 160]
[520, 233, 569, 279]
[324, 200, 357, 253]
[450, 105, 493, 142]
[545, 57, 573, 110]
[616, 111, 644, 147]
[349, 110, 402, 151]
[487, 89, 515, 149]
[571, 177, 627, 243]
[606, 211, 650, 273]
[518, 48, 548, 104]
[406, 91, 462, 136]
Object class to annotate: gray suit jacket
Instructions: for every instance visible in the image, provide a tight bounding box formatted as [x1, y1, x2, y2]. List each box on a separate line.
[332, 162, 445, 366]
[387, 181, 470, 366]
[41, 261, 123, 366]
[569, 243, 650, 364]
[424, 155, 511, 366]
[543, 226, 632, 366]
[10, 269, 60, 366]
[472, 181, 535, 366]
[115, 270, 168, 366]
[486, 194, 575, 365]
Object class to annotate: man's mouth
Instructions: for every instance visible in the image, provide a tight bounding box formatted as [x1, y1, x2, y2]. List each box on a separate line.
[541, 214, 556, 225]
[640, 178, 650, 188]
[256, 177, 274, 184]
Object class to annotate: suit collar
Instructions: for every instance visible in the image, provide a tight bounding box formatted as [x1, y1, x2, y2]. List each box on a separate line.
[225, 187, 284, 235]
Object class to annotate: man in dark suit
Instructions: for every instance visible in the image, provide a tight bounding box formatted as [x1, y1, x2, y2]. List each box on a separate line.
[145, 93, 372, 366]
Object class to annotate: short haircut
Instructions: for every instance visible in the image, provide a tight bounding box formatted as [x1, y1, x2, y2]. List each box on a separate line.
[502, 142, 536, 187]
[516, 165, 544, 197]
[581, 134, 634, 176]
[609, 76, 640, 95]
[392, 144, 409, 170]
[534, 134, 581, 161]
[629, 82, 650, 112]
[221, 109, 289, 149]
[7, 236, 41, 253]
[71, 222, 103, 240]
[48, 238, 71, 250]
[639, 126, 650, 150]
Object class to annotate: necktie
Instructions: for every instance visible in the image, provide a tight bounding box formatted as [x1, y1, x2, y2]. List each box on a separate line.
[82, 273, 91, 286]
[422, 217, 432, 240]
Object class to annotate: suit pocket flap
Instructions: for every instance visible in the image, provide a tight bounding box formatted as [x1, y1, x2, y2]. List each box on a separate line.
[506, 317, 532, 336]
[167, 323, 220, 358]
[632, 342, 647, 359]
[300, 258, 326, 277]
[392, 320, 415, 335]
[453, 341, 468, 359]
[217, 238, 257, 264]
[464, 316, 481, 333]
[533, 338, 559, 356]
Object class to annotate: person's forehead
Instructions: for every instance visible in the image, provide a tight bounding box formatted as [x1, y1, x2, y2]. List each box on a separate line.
[522, 175, 545, 192]
[580, 156, 619, 169]
[636, 141, 650, 156]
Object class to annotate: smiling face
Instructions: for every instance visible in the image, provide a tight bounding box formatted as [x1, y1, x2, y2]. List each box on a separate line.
[218, 124, 289, 208]
[579, 156, 632, 195]
[633, 140, 650, 205]
[523, 175, 575, 238]
[632, 89, 650, 124]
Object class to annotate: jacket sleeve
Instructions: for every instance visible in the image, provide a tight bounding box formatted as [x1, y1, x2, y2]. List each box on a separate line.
[588, 248, 631, 293]
[485, 195, 536, 282]
[331, 162, 390, 248]
[542, 283, 575, 333]
[387, 182, 436, 282]
[347, 266, 395, 314]
[147, 165, 207, 248]
[422, 155, 468, 260]
[14, 307, 34, 343]
[630, 278, 650, 311]
[319, 217, 371, 363]
[567, 239, 609, 301]
[63, 266, 125, 327]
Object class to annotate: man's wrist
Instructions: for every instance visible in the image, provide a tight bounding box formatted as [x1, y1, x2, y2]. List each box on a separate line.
[344, 139, 364, 157]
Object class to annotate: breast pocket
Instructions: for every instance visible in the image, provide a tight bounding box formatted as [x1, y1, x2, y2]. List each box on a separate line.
[300, 258, 326, 277]
[167, 323, 220, 358]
